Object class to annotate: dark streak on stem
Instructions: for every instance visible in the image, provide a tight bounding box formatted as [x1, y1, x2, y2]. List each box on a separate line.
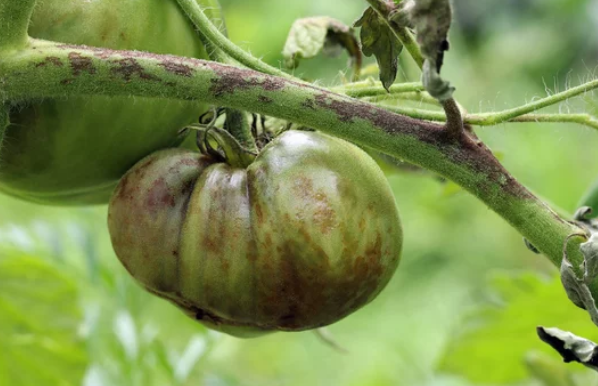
[110, 58, 159, 82]
[68, 52, 96, 76]
[35, 56, 63, 68]
[310, 92, 530, 198]
[442, 99, 464, 139]
[16, 43, 529, 200]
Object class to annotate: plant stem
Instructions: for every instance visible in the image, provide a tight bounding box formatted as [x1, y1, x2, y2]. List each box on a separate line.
[392, 28, 425, 69]
[176, 0, 291, 79]
[475, 113, 598, 130]
[190, 0, 258, 151]
[364, 0, 424, 68]
[473, 80, 598, 124]
[366, 92, 441, 106]
[224, 109, 258, 153]
[442, 99, 464, 138]
[0, 0, 37, 52]
[374, 103, 445, 121]
[332, 81, 425, 97]
[0, 41, 586, 276]
[376, 103, 598, 131]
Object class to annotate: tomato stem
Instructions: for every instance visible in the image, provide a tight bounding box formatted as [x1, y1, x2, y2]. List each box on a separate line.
[224, 109, 258, 154]
[175, 0, 291, 79]
[0, 0, 37, 52]
[205, 127, 256, 168]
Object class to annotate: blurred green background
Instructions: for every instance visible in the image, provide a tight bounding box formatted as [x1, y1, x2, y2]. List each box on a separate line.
[2, 0, 598, 385]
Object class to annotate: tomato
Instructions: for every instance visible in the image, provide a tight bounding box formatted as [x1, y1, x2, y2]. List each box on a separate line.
[108, 130, 402, 337]
[0, 0, 221, 205]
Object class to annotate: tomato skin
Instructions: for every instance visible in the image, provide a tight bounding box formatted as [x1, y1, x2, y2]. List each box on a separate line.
[0, 0, 212, 205]
[108, 130, 402, 337]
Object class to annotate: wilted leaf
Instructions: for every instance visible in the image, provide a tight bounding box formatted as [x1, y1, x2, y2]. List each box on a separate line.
[560, 237, 598, 328]
[0, 254, 87, 386]
[282, 17, 362, 77]
[407, 0, 455, 100]
[537, 327, 598, 372]
[422, 60, 455, 101]
[581, 233, 598, 284]
[355, 7, 403, 91]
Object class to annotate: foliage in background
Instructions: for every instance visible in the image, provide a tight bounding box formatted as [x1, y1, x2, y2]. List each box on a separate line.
[2, 0, 598, 385]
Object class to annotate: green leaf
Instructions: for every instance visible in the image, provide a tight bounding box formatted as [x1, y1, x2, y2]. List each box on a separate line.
[439, 272, 598, 383]
[282, 17, 362, 77]
[0, 254, 87, 386]
[354, 7, 403, 91]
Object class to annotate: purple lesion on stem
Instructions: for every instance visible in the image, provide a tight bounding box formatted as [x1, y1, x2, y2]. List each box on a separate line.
[110, 58, 159, 82]
[46, 44, 530, 199]
[208, 66, 287, 97]
[310, 92, 532, 198]
[159, 62, 194, 77]
[35, 56, 63, 68]
[68, 52, 96, 76]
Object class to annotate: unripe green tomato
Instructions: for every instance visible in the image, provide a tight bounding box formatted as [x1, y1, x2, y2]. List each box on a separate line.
[0, 0, 219, 205]
[108, 130, 402, 337]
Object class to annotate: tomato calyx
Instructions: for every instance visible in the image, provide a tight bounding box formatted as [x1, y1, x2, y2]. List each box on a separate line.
[189, 108, 258, 169]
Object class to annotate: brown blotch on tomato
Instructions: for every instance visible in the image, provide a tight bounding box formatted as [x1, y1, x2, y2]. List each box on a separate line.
[108, 131, 402, 338]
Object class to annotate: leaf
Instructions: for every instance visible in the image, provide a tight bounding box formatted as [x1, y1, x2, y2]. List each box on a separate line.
[406, 0, 455, 100]
[422, 60, 455, 101]
[560, 237, 598, 328]
[581, 233, 598, 284]
[282, 17, 362, 76]
[439, 272, 598, 383]
[0, 254, 87, 386]
[354, 7, 403, 91]
[537, 327, 598, 372]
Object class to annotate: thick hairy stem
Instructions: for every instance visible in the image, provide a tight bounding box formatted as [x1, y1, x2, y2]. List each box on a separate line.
[0, 41, 588, 279]
[0, 0, 37, 52]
